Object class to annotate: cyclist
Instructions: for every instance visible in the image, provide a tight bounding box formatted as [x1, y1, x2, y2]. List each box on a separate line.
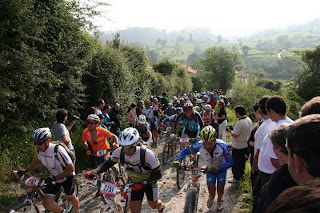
[82, 114, 119, 167]
[164, 103, 176, 116]
[174, 102, 204, 147]
[202, 104, 215, 126]
[136, 115, 152, 145]
[89, 127, 165, 213]
[18, 128, 79, 213]
[173, 126, 233, 211]
[143, 99, 159, 147]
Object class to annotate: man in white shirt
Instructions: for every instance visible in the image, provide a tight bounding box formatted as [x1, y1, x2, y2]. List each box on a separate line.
[227, 105, 252, 183]
[253, 96, 292, 211]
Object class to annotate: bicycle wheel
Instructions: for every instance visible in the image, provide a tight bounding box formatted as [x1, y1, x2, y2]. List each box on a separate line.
[101, 169, 118, 204]
[55, 179, 79, 213]
[183, 190, 197, 213]
[13, 203, 40, 213]
[162, 141, 170, 165]
[176, 158, 187, 189]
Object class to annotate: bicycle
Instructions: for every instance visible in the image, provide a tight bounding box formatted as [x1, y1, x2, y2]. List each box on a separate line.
[161, 126, 179, 165]
[183, 167, 206, 213]
[10, 171, 79, 213]
[85, 172, 131, 213]
[176, 137, 200, 189]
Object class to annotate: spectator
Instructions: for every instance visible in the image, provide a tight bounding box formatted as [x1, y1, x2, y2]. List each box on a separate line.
[255, 124, 297, 213]
[252, 96, 276, 203]
[53, 109, 77, 153]
[287, 114, 320, 185]
[300, 96, 320, 117]
[227, 105, 252, 183]
[161, 92, 169, 110]
[95, 99, 105, 115]
[110, 103, 121, 137]
[101, 104, 113, 130]
[85, 106, 96, 127]
[266, 178, 320, 213]
[136, 100, 144, 117]
[127, 103, 137, 127]
[216, 100, 227, 142]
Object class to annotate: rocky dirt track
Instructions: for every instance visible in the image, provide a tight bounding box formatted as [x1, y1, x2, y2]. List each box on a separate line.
[9, 137, 241, 213]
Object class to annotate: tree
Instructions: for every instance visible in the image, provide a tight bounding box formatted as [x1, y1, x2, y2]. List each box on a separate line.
[292, 46, 320, 101]
[218, 35, 222, 43]
[242, 46, 250, 56]
[189, 33, 193, 42]
[156, 38, 162, 45]
[161, 39, 167, 47]
[196, 47, 244, 92]
[112, 33, 121, 48]
[177, 36, 184, 43]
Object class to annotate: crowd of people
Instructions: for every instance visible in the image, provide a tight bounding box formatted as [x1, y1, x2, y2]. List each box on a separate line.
[15, 91, 320, 213]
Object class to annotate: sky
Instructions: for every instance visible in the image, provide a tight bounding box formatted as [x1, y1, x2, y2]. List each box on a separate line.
[91, 0, 320, 37]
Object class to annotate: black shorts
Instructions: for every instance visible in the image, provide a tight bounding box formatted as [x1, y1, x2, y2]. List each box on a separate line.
[128, 183, 159, 202]
[45, 175, 76, 197]
[183, 129, 198, 138]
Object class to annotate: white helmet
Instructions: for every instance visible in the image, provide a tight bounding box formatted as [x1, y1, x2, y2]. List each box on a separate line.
[87, 114, 100, 122]
[137, 115, 147, 124]
[204, 104, 212, 110]
[196, 99, 203, 104]
[30, 127, 51, 142]
[119, 128, 139, 146]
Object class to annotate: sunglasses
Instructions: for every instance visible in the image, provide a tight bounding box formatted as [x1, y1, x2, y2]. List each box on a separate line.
[122, 145, 134, 150]
[34, 140, 45, 146]
[88, 121, 97, 125]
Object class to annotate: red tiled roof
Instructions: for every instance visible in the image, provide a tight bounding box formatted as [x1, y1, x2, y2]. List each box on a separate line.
[179, 63, 197, 74]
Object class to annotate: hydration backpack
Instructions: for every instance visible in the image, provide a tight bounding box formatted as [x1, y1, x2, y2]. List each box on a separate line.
[119, 144, 150, 170]
[52, 141, 76, 165]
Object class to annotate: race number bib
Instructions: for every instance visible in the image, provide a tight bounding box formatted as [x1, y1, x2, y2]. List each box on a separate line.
[97, 150, 107, 157]
[180, 138, 189, 143]
[100, 182, 118, 196]
[24, 177, 40, 187]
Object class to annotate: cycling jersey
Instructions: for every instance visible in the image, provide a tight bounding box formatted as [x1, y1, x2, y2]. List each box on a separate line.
[175, 111, 204, 137]
[201, 111, 215, 126]
[37, 143, 74, 183]
[82, 126, 113, 152]
[111, 146, 160, 182]
[176, 140, 233, 171]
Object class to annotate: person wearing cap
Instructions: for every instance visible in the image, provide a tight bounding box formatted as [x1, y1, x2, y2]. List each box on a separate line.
[164, 103, 176, 116]
[82, 114, 119, 167]
[136, 115, 152, 144]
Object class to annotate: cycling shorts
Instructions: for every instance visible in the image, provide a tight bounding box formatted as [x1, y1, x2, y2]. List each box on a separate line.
[45, 175, 76, 197]
[150, 121, 158, 131]
[206, 170, 227, 185]
[128, 183, 159, 202]
[183, 129, 198, 138]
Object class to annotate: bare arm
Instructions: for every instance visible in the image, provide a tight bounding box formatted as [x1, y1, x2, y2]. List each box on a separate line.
[271, 158, 280, 169]
[228, 129, 239, 138]
[111, 134, 118, 144]
[251, 149, 260, 174]
[66, 120, 76, 131]
[55, 163, 75, 180]
[61, 135, 71, 146]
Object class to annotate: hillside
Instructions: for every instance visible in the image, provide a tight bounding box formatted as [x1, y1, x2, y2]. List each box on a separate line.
[100, 18, 320, 80]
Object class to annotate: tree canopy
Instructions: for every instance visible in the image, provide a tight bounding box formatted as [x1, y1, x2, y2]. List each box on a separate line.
[195, 47, 244, 92]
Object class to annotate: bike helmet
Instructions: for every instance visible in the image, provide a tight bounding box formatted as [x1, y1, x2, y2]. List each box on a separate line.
[183, 102, 194, 112]
[176, 107, 183, 114]
[119, 127, 139, 146]
[196, 99, 203, 104]
[204, 104, 212, 110]
[168, 103, 173, 107]
[173, 96, 177, 101]
[200, 125, 217, 142]
[194, 106, 200, 112]
[87, 114, 100, 122]
[30, 127, 51, 142]
[153, 98, 158, 103]
[137, 115, 147, 124]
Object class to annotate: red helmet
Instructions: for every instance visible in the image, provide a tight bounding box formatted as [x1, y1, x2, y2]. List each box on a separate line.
[183, 102, 194, 112]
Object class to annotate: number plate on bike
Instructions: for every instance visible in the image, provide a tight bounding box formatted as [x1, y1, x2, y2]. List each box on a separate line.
[97, 150, 107, 157]
[100, 182, 118, 196]
[25, 177, 40, 187]
[180, 138, 189, 143]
